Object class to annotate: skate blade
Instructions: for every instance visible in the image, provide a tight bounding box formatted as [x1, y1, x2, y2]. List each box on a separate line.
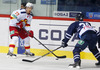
[25, 55, 35, 57]
[26, 55, 30, 57]
[96, 65, 100, 67]
[7, 55, 17, 59]
[68, 66, 81, 69]
[76, 66, 81, 69]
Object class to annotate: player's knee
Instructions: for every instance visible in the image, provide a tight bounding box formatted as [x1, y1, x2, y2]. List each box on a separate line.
[73, 47, 81, 55]
[24, 42, 30, 46]
[24, 37, 30, 46]
[12, 36, 18, 43]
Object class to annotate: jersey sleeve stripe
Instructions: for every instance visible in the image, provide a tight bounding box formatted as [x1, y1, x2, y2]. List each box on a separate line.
[21, 12, 26, 14]
[12, 14, 17, 19]
[65, 36, 70, 39]
[66, 33, 72, 37]
[10, 16, 15, 19]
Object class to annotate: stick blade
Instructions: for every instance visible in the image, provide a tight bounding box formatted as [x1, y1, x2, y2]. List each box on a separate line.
[22, 59, 33, 62]
[57, 55, 66, 58]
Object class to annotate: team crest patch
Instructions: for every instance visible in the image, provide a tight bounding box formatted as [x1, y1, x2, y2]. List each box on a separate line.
[10, 30, 14, 35]
[78, 40, 84, 45]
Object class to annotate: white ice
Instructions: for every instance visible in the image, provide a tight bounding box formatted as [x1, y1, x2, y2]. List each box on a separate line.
[0, 53, 100, 70]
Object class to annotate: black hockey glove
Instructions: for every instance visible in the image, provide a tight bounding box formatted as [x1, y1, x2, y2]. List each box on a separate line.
[61, 41, 68, 48]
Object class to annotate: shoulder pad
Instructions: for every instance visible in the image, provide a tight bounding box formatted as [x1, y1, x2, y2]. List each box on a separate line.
[11, 10, 20, 19]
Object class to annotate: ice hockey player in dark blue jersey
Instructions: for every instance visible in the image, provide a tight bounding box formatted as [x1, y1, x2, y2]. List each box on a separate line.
[61, 13, 100, 68]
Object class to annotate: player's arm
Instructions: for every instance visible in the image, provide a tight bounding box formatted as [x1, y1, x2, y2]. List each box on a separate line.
[24, 18, 34, 38]
[61, 23, 77, 48]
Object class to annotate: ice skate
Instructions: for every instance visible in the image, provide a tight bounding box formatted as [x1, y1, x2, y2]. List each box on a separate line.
[25, 51, 35, 56]
[7, 51, 17, 58]
[95, 61, 100, 66]
[68, 60, 81, 69]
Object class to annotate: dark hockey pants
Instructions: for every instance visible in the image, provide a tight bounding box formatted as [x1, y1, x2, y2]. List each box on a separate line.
[73, 31, 100, 62]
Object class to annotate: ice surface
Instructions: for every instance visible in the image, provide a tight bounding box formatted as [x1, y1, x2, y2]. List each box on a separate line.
[0, 53, 100, 70]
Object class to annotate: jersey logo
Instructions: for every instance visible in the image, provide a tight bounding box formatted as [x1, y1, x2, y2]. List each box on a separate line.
[10, 30, 18, 35]
[21, 19, 28, 24]
[10, 30, 14, 35]
[78, 40, 84, 45]
[20, 19, 30, 27]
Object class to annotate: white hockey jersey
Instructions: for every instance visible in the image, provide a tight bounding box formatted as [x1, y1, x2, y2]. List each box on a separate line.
[10, 9, 33, 31]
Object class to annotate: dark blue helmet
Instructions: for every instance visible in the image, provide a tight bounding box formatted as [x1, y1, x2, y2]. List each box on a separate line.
[76, 13, 84, 21]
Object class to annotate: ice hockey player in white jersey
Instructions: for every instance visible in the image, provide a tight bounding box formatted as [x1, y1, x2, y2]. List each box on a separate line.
[61, 13, 100, 68]
[7, 2, 35, 57]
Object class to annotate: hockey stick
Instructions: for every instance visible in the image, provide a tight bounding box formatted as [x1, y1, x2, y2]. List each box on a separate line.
[22, 46, 64, 62]
[23, 28, 66, 59]
[33, 36, 66, 58]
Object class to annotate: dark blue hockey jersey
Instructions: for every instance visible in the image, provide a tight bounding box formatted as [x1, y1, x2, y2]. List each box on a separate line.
[64, 21, 96, 43]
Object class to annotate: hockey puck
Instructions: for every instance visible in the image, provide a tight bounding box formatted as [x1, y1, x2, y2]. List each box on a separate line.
[56, 58, 59, 60]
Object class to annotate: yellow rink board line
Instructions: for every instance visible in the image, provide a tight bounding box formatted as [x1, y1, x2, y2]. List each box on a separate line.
[0, 46, 97, 60]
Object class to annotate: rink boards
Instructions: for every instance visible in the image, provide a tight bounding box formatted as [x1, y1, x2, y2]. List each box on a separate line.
[0, 17, 100, 60]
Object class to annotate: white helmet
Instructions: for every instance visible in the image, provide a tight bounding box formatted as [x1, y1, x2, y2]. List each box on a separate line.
[26, 2, 33, 8]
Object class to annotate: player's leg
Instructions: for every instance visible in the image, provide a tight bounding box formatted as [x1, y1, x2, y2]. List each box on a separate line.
[68, 47, 81, 68]
[7, 36, 18, 57]
[88, 34, 100, 66]
[89, 46, 100, 66]
[7, 26, 19, 57]
[24, 37, 35, 56]
[69, 39, 88, 68]
[18, 28, 35, 56]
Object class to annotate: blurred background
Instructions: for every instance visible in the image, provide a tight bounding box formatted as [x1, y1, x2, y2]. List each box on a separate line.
[0, 0, 100, 19]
